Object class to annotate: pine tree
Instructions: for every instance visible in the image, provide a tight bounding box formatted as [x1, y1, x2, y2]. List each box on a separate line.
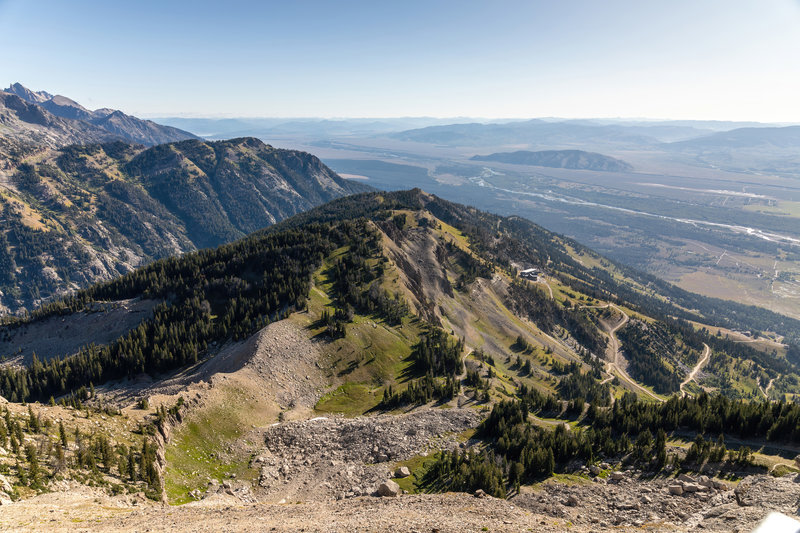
[128, 447, 137, 482]
[25, 443, 39, 486]
[59, 421, 68, 448]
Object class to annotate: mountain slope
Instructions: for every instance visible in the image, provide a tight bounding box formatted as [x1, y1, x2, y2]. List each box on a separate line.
[0, 137, 371, 312]
[3, 83, 198, 146]
[1, 188, 797, 402]
[666, 124, 800, 174]
[0, 92, 119, 158]
[671, 124, 800, 150]
[470, 149, 633, 171]
[1, 188, 799, 520]
[4, 82, 53, 104]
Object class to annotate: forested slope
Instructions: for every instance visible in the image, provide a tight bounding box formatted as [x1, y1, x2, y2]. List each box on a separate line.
[0, 137, 370, 312]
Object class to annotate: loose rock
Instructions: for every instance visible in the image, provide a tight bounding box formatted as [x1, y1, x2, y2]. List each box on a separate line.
[378, 480, 400, 497]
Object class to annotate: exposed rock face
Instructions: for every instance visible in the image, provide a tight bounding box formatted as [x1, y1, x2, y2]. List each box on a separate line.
[0, 92, 118, 153]
[5, 82, 53, 104]
[0, 474, 12, 494]
[0, 137, 370, 313]
[3, 83, 198, 146]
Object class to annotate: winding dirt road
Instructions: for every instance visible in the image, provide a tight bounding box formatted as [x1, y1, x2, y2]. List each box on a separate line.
[759, 376, 776, 399]
[599, 305, 664, 402]
[680, 343, 711, 397]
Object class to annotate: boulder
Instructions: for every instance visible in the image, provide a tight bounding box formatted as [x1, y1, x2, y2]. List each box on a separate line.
[677, 473, 695, 483]
[589, 465, 601, 475]
[377, 480, 400, 497]
[734, 485, 753, 506]
[395, 466, 411, 478]
[610, 472, 625, 481]
[474, 489, 488, 499]
[565, 494, 579, 507]
[683, 483, 700, 493]
[668, 484, 684, 496]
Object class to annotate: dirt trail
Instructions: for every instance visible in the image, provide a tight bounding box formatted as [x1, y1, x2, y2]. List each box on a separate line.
[538, 278, 554, 299]
[680, 343, 711, 397]
[759, 376, 777, 399]
[599, 305, 664, 402]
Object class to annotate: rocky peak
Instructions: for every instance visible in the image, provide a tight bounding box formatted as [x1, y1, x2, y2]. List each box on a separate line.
[4, 82, 53, 104]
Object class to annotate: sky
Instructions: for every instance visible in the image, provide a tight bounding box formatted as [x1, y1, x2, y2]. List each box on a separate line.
[1, 0, 800, 121]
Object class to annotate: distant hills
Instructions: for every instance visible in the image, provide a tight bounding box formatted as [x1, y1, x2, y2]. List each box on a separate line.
[0, 137, 370, 313]
[670, 125, 800, 150]
[2, 83, 198, 147]
[151, 116, 481, 139]
[387, 118, 800, 153]
[390, 119, 668, 148]
[471, 149, 633, 172]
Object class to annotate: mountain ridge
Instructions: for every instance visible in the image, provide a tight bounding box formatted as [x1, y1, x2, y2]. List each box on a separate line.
[0, 91, 119, 156]
[0, 137, 371, 312]
[0, 188, 798, 530]
[3, 82, 199, 146]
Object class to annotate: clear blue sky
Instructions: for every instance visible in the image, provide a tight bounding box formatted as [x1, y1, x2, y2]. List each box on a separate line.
[2, 0, 799, 120]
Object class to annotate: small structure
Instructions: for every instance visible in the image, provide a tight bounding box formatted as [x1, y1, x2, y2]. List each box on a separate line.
[519, 267, 540, 281]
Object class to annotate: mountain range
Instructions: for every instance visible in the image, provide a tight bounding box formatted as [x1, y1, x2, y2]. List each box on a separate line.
[0, 136, 370, 313]
[1, 102, 799, 528]
[3, 187, 797, 401]
[1, 83, 198, 150]
[387, 117, 800, 154]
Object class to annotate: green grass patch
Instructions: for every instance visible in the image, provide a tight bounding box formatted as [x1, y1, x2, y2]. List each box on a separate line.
[392, 453, 440, 494]
[316, 382, 378, 416]
[771, 463, 800, 477]
[164, 385, 265, 504]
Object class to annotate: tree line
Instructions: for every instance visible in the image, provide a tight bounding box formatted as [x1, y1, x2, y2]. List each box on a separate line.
[0, 220, 373, 401]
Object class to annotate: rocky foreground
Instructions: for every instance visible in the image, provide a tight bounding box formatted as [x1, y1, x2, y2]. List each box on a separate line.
[1, 473, 799, 532]
[1, 404, 798, 532]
